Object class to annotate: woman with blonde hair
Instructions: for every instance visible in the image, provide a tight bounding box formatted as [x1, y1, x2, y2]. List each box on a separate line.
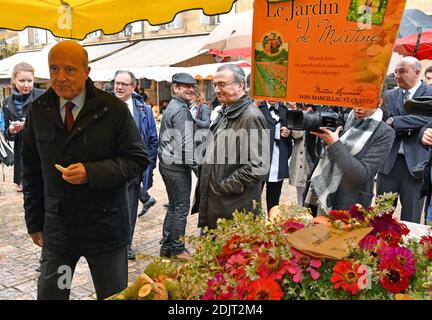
[189, 90, 211, 129]
[3, 62, 45, 192]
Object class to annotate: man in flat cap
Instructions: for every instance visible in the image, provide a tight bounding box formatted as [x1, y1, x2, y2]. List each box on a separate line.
[158, 72, 197, 260]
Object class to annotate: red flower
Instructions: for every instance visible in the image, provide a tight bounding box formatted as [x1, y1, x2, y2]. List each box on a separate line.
[221, 235, 244, 257]
[379, 261, 410, 293]
[348, 204, 366, 221]
[257, 253, 291, 280]
[281, 220, 305, 234]
[371, 214, 410, 237]
[245, 278, 283, 300]
[420, 235, 432, 261]
[359, 235, 379, 251]
[330, 261, 366, 295]
[378, 230, 402, 247]
[329, 210, 351, 222]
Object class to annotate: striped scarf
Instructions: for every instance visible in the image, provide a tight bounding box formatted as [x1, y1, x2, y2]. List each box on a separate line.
[306, 108, 383, 214]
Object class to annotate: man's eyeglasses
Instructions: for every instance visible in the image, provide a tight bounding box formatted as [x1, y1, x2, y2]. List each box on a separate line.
[212, 81, 239, 89]
[114, 81, 133, 87]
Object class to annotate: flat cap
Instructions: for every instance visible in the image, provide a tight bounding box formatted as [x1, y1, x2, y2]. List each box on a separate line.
[404, 96, 432, 116]
[172, 72, 197, 85]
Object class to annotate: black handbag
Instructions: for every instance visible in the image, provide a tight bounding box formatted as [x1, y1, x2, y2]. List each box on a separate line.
[0, 131, 14, 166]
[412, 160, 428, 180]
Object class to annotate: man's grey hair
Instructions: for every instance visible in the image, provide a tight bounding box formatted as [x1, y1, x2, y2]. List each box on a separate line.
[216, 64, 246, 86]
[402, 56, 422, 72]
[114, 70, 137, 84]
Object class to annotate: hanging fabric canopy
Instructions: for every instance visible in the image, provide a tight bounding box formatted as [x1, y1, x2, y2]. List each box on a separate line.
[200, 10, 252, 57]
[0, 0, 236, 40]
[394, 29, 432, 61]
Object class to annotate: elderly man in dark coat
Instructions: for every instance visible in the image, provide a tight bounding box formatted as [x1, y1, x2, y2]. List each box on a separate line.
[113, 70, 157, 260]
[21, 41, 148, 300]
[192, 64, 269, 230]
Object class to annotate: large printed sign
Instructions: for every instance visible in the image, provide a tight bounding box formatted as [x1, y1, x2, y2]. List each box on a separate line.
[251, 0, 406, 109]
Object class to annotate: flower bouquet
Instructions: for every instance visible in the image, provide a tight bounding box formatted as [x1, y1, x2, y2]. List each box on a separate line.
[178, 193, 432, 300]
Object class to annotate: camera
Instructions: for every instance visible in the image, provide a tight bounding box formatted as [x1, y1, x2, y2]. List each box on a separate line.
[286, 110, 344, 131]
[404, 96, 432, 116]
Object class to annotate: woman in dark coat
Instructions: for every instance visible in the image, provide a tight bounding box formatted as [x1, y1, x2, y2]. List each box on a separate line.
[2, 62, 45, 191]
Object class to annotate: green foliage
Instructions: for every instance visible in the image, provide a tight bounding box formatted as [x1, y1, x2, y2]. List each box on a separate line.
[255, 48, 288, 63]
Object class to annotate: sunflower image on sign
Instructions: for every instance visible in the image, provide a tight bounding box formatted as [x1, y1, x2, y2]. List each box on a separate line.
[253, 32, 288, 98]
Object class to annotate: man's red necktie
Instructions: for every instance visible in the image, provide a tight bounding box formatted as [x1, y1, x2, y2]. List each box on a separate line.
[64, 101, 75, 132]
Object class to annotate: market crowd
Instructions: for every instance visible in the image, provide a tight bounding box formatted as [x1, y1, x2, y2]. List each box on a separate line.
[0, 41, 432, 300]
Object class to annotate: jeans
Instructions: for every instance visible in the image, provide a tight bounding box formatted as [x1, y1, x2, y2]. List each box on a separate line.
[159, 167, 192, 254]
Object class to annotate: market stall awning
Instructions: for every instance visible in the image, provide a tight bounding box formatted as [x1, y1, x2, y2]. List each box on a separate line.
[89, 35, 209, 73]
[0, 50, 45, 78]
[89, 61, 251, 82]
[84, 41, 134, 62]
[0, 41, 131, 79]
[0, 0, 236, 40]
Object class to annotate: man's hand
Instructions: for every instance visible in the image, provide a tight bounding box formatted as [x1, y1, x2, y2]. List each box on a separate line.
[287, 102, 297, 110]
[61, 162, 88, 184]
[422, 128, 432, 146]
[29, 232, 43, 247]
[281, 126, 290, 138]
[9, 121, 25, 134]
[310, 126, 342, 146]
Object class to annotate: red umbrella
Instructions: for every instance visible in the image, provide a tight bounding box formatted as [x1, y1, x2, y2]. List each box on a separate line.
[393, 29, 432, 60]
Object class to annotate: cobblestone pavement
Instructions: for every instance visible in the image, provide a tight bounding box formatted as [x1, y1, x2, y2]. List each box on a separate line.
[1, 162, 421, 300]
[0, 164, 300, 300]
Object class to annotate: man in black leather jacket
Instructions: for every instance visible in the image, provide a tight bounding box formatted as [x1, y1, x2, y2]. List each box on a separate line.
[158, 72, 197, 260]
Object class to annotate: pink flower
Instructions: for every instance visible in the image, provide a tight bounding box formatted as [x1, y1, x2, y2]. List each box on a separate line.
[287, 249, 321, 283]
[226, 253, 248, 279]
[202, 273, 234, 300]
[380, 247, 416, 276]
[359, 235, 379, 251]
[281, 220, 305, 234]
